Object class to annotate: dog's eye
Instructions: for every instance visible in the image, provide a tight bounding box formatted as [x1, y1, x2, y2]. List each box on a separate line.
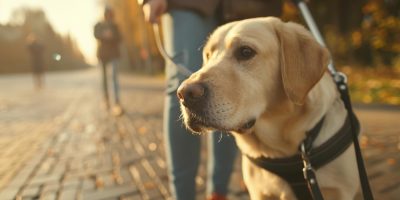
[235, 46, 256, 61]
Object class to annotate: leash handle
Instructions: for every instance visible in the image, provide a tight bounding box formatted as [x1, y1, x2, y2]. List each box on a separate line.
[152, 24, 193, 77]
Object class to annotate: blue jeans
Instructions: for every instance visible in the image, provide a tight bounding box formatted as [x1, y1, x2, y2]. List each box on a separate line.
[101, 59, 120, 105]
[162, 10, 238, 200]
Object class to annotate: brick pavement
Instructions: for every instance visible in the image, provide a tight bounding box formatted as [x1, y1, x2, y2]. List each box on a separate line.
[355, 105, 400, 200]
[0, 69, 399, 200]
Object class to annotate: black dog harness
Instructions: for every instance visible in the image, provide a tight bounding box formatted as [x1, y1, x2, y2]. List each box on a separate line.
[246, 72, 374, 200]
[248, 113, 359, 199]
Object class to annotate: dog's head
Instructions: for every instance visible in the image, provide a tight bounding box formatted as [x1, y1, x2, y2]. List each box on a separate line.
[177, 17, 330, 134]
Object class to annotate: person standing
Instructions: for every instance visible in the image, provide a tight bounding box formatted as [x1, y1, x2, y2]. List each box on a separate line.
[142, 1, 283, 199]
[26, 33, 45, 89]
[94, 6, 123, 116]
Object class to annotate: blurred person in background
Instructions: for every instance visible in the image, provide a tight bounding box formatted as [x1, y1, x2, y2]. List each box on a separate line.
[94, 6, 123, 116]
[141, 0, 283, 199]
[26, 33, 45, 90]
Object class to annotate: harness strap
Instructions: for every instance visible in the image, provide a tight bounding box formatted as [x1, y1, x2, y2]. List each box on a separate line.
[301, 118, 325, 199]
[302, 117, 325, 151]
[301, 140, 323, 200]
[247, 115, 357, 171]
[247, 114, 358, 199]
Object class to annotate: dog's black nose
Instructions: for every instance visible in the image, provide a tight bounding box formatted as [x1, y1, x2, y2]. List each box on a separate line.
[177, 82, 207, 108]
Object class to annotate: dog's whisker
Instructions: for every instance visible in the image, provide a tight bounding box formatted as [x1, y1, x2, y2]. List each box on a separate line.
[177, 113, 184, 121]
[218, 132, 223, 143]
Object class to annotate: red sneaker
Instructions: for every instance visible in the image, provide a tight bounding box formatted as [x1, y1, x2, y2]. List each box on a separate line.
[207, 193, 228, 200]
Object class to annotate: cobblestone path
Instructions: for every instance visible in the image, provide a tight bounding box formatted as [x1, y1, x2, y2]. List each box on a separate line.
[0, 69, 399, 200]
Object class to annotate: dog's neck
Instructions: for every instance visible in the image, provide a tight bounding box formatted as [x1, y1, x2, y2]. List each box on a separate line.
[233, 73, 346, 159]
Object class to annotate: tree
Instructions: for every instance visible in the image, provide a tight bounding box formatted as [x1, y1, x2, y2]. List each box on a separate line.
[0, 8, 89, 73]
[104, 0, 163, 73]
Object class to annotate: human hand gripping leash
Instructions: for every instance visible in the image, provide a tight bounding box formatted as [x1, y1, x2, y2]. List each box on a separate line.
[152, 24, 193, 77]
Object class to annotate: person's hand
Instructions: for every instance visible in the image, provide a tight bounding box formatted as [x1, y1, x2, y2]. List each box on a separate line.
[142, 0, 167, 24]
[103, 29, 113, 39]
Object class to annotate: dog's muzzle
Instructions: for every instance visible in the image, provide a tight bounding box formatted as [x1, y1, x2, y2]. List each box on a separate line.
[177, 82, 214, 132]
[177, 82, 257, 134]
[177, 82, 208, 112]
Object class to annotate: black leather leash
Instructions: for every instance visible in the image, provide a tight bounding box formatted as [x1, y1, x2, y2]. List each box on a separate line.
[292, 0, 375, 198]
[333, 73, 374, 200]
[300, 72, 375, 200]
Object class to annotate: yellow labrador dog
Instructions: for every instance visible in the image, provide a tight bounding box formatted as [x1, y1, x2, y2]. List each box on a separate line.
[177, 17, 359, 200]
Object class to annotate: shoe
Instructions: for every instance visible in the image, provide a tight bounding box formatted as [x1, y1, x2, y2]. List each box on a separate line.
[207, 193, 228, 200]
[112, 104, 124, 116]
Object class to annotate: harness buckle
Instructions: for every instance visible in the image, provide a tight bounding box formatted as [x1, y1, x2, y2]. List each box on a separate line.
[301, 143, 325, 199]
[300, 143, 315, 180]
[333, 72, 348, 91]
[333, 72, 347, 84]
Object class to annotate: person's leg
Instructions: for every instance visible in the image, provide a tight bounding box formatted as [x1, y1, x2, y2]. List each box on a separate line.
[33, 73, 41, 89]
[163, 94, 200, 200]
[32, 64, 43, 89]
[110, 59, 121, 105]
[38, 72, 44, 88]
[208, 133, 237, 197]
[37, 73, 43, 89]
[110, 59, 123, 116]
[162, 10, 217, 200]
[101, 62, 110, 109]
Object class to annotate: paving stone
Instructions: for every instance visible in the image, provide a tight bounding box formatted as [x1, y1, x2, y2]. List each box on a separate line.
[59, 187, 78, 200]
[82, 184, 139, 200]
[29, 174, 61, 186]
[98, 173, 115, 188]
[62, 178, 81, 189]
[120, 193, 143, 200]
[81, 178, 95, 191]
[119, 168, 133, 184]
[40, 193, 57, 200]
[20, 186, 40, 198]
[0, 187, 20, 200]
[42, 182, 61, 193]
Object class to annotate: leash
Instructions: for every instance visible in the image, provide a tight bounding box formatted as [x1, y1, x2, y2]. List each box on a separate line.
[293, 0, 374, 199]
[298, 74, 374, 200]
[138, 0, 192, 77]
[152, 23, 193, 77]
[334, 73, 375, 200]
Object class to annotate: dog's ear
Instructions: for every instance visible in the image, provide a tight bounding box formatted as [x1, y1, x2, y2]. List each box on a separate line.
[274, 21, 330, 105]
